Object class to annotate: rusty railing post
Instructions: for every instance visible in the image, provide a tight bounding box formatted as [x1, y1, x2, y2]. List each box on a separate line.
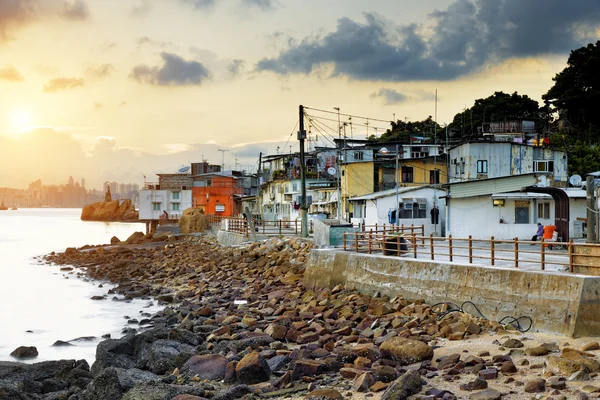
[569, 240, 574, 273]
[279, 220, 282, 235]
[540, 238, 545, 270]
[514, 237, 519, 268]
[449, 234, 453, 262]
[490, 236, 495, 266]
[430, 233, 434, 260]
[355, 232, 359, 253]
[412, 234, 417, 258]
[396, 234, 400, 257]
[368, 229, 373, 254]
[468, 235, 473, 264]
[343, 232, 347, 251]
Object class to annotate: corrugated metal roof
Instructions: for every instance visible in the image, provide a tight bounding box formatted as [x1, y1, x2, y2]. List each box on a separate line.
[447, 174, 539, 199]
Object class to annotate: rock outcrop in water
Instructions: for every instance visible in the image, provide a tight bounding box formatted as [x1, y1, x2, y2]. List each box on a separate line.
[81, 199, 138, 222]
[9, 234, 599, 399]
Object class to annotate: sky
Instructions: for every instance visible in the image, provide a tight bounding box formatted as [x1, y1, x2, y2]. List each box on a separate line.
[0, 0, 599, 189]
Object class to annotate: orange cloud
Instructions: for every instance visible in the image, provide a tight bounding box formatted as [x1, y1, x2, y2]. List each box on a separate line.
[43, 77, 84, 92]
[0, 65, 24, 82]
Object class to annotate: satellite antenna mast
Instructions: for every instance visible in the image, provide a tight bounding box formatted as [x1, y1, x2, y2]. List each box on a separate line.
[217, 149, 229, 171]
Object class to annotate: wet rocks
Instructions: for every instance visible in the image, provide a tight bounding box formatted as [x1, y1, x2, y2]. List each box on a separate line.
[235, 352, 271, 384]
[10, 346, 38, 359]
[181, 354, 228, 381]
[379, 337, 433, 365]
[381, 370, 425, 400]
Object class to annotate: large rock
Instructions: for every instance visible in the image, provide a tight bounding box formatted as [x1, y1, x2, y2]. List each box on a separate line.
[139, 340, 195, 375]
[381, 370, 425, 400]
[179, 208, 210, 234]
[379, 337, 434, 365]
[9, 346, 38, 359]
[235, 352, 271, 384]
[181, 354, 228, 380]
[81, 199, 138, 222]
[91, 337, 136, 376]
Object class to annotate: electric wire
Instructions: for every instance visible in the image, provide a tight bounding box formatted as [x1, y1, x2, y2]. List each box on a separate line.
[431, 301, 533, 333]
[304, 106, 393, 125]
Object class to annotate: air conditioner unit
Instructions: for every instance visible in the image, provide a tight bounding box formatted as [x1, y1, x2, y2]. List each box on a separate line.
[422, 147, 430, 153]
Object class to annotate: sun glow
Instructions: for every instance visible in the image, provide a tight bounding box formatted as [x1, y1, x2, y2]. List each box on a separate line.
[10, 109, 34, 133]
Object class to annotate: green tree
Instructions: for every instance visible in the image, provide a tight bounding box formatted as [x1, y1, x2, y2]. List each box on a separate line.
[448, 91, 548, 139]
[369, 116, 443, 142]
[543, 41, 600, 140]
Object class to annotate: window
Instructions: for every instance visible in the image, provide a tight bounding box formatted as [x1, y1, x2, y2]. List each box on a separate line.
[354, 201, 366, 218]
[401, 167, 414, 183]
[515, 200, 530, 224]
[152, 202, 161, 211]
[172, 191, 180, 200]
[534, 160, 554, 173]
[354, 151, 364, 161]
[215, 204, 225, 213]
[172, 203, 180, 211]
[398, 202, 427, 219]
[538, 203, 550, 219]
[455, 164, 460, 176]
[460, 162, 465, 175]
[430, 170, 440, 184]
[477, 160, 488, 174]
[206, 179, 213, 187]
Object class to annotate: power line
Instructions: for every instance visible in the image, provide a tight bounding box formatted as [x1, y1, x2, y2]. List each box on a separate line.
[307, 113, 390, 132]
[282, 121, 299, 154]
[304, 106, 393, 125]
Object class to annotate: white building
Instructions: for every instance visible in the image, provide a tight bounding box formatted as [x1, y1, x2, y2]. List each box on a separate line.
[349, 186, 447, 235]
[139, 173, 193, 221]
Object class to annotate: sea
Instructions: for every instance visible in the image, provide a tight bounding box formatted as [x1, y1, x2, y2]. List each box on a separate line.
[0, 208, 163, 365]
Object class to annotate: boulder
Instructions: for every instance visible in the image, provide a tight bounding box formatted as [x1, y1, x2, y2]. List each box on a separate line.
[181, 354, 228, 381]
[381, 370, 425, 400]
[179, 208, 210, 234]
[91, 337, 136, 375]
[81, 199, 138, 222]
[379, 337, 433, 365]
[235, 352, 271, 384]
[142, 340, 195, 375]
[10, 347, 38, 359]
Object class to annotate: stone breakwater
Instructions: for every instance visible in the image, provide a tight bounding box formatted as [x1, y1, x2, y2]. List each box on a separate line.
[2, 236, 600, 399]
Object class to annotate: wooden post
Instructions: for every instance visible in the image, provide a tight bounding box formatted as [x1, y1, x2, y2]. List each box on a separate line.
[396, 234, 400, 257]
[295, 219, 298, 235]
[449, 234, 453, 262]
[421, 224, 425, 238]
[490, 236, 495, 266]
[569, 240, 574, 273]
[343, 233, 347, 251]
[412, 234, 417, 258]
[279, 220, 282, 235]
[430, 233, 434, 260]
[468, 235, 473, 264]
[541, 238, 545, 270]
[514, 237, 519, 268]
[368, 230, 373, 254]
[355, 232, 359, 253]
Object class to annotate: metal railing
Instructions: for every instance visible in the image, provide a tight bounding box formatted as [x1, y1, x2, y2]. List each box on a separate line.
[355, 223, 425, 237]
[342, 232, 600, 274]
[220, 217, 314, 237]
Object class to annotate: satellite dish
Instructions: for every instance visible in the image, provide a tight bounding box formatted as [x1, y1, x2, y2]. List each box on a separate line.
[569, 174, 582, 187]
[327, 167, 337, 176]
[178, 166, 191, 173]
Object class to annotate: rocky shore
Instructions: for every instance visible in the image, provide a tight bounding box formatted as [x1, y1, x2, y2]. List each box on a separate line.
[3, 234, 600, 399]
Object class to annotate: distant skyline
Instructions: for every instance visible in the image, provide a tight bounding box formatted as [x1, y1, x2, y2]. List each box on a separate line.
[0, 0, 599, 188]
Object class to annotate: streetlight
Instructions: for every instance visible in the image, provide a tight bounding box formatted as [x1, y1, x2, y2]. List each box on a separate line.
[378, 145, 399, 227]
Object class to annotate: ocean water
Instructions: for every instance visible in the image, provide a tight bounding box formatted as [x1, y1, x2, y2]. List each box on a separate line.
[0, 208, 162, 364]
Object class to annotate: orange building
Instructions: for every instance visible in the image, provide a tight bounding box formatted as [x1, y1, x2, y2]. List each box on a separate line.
[192, 173, 243, 217]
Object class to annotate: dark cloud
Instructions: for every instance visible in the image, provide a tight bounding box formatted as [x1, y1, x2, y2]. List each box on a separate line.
[0, 65, 24, 81]
[62, 0, 89, 20]
[242, 0, 278, 10]
[131, 0, 152, 18]
[0, 0, 36, 42]
[257, 0, 600, 82]
[228, 59, 244, 76]
[371, 88, 408, 105]
[179, 0, 216, 10]
[130, 52, 210, 86]
[43, 77, 84, 92]
[85, 63, 114, 79]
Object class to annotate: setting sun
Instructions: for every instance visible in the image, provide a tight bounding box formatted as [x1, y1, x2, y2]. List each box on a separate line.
[10, 109, 33, 133]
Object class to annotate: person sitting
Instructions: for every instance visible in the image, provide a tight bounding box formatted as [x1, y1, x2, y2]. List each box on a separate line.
[531, 223, 544, 244]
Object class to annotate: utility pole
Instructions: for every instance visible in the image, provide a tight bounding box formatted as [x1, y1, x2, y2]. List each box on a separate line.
[334, 107, 342, 220]
[587, 175, 597, 242]
[299, 105, 308, 238]
[218, 149, 229, 172]
[433, 89, 438, 235]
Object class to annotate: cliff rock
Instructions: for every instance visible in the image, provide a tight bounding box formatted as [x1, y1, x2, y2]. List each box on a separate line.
[178, 208, 209, 234]
[81, 199, 139, 222]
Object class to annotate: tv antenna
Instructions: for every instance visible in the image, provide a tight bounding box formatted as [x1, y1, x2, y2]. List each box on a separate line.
[218, 149, 229, 171]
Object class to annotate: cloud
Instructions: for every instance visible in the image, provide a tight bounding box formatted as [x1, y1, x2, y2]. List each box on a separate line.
[179, 0, 216, 10]
[43, 77, 84, 92]
[131, 0, 152, 17]
[371, 88, 408, 105]
[130, 52, 210, 86]
[85, 63, 114, 79]
[94, 102, 103, 110]
[242, 0, 278, 10]
[0, 65, 24, 81]
[136, 36, 171, 49]
[228, 59, 244, 77]
[61, 0, 89, 20]
[0, 0, 36, 41]
[256, 0, 600, 82]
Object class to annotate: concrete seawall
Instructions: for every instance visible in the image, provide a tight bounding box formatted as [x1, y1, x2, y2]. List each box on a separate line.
[304, 249, 600, 337]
